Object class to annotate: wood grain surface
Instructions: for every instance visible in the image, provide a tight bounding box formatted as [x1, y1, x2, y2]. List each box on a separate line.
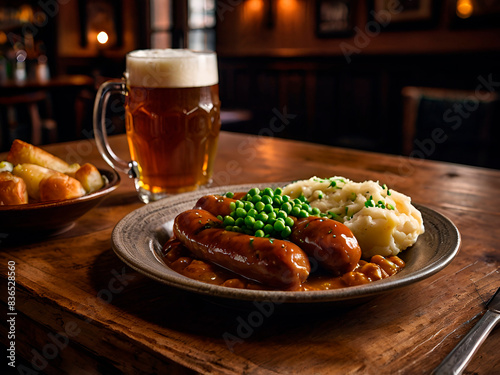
[1, 132, 499, 374]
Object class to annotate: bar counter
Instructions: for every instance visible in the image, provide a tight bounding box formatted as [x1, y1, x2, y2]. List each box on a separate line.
[1, 132, 499, 374]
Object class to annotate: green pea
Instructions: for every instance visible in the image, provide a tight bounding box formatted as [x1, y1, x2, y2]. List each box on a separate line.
[264, 203, 274, 213]
[236, 200, 245, 209]
[217, 215, 223, 221]
[274, 220, 286, 232]
[244, 216, 255, 227]
[229, 202, 236, 211]
[274, 187, 283, 196]
[232, 225, 241, 232]
[223, 216, 235, 226]
[261, 195, 273, 205]
[262, 187, 274, 197]
[282, 195, 289, 203]
[285, 216, 294, 226]
[247, 208, 258, 217]
[255, 229, 265, 237]
[273, 196, 283, 206]
[277, 210, 287, 219]
[244, 201, 254, 211]
[263, 224, 274, 234]
[298, 210, 309, 218]
[255, 201, 265, 212]
[256, 212, 268, 222]
[252, 194, 262, 204]
[281, 226, 292, 238]
[235, 217, 245, 227]
[236, 207, 247, 217]
[225, 192, 234, 198]
[291, 205, 301, 217]
[254, 220, 265, 229]
[249, 187, 260, 196]
[281, 202, 292, 214]
[312, 207, 321, 215]
[268, 211, 277, 221]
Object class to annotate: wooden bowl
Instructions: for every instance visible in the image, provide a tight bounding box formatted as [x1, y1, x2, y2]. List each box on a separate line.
[0, 168, 120, 235]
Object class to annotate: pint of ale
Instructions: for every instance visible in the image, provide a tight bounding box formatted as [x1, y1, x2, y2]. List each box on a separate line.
[93, 49, 221, 203]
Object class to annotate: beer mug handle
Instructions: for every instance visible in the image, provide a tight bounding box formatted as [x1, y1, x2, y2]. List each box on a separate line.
[93, 80, 139, 179]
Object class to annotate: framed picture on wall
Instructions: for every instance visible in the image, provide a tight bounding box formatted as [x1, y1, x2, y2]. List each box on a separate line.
[316, 0, 355, 37]
[370, 0, 437, 29]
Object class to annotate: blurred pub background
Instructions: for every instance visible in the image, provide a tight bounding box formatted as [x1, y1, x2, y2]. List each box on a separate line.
[0, 0, 499, 169]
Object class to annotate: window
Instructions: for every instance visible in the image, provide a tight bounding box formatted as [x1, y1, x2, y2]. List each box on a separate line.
[188, 0, 216, 51]
[150, 0, 173, 49]
[148, 0, 216, 51]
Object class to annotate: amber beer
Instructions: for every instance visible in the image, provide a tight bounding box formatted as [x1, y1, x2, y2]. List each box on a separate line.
[124, 50, 220, 201]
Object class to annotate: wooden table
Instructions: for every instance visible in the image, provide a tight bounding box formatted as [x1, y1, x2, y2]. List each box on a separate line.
[1, 132, 499, 374]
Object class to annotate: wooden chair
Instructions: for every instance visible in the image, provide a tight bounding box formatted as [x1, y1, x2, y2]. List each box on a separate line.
[401, 86, 499, 168]
[0, 91, 57, 149]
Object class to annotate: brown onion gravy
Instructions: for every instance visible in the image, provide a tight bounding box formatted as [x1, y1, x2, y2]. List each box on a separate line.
[161, 238, 405, 291]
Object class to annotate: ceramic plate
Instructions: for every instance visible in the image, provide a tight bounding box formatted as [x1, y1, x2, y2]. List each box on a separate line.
[0, 168, 120, 235]
[111, 183, 461, 304]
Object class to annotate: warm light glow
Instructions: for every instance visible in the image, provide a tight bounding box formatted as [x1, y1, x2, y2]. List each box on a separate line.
[278, 0, 299, 16]
[19, 5, 33, 23]
[278, 0, 298, 10]
[456, 0, 474, 19]
[246, 0, 263, 12]
[97, 31, 109, 44]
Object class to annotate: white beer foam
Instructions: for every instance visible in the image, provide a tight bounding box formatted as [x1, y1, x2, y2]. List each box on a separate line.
[126, 49, 218, 88]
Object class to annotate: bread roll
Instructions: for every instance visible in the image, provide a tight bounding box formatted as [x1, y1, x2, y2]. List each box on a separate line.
[7, 139, 80, 176]
[75, 163, 104, 193]
[0, 171, 28, 205]
[39, 173, 86, 201]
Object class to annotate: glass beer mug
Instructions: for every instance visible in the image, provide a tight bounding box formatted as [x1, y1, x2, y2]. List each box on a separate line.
[93, 49, 221, 203]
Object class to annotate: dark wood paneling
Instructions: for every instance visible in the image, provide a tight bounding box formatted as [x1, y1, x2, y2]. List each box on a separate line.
[218, 52, 500, 169]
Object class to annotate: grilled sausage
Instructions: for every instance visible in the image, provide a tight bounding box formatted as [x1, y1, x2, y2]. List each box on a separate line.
[290, 216, 361, 276]
[173, 209, 310, 290]
[194, 194, 236, 217]
[195, 194, 362, 276]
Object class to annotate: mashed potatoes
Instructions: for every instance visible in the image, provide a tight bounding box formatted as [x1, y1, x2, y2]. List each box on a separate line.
[282, 176, 424, 259]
